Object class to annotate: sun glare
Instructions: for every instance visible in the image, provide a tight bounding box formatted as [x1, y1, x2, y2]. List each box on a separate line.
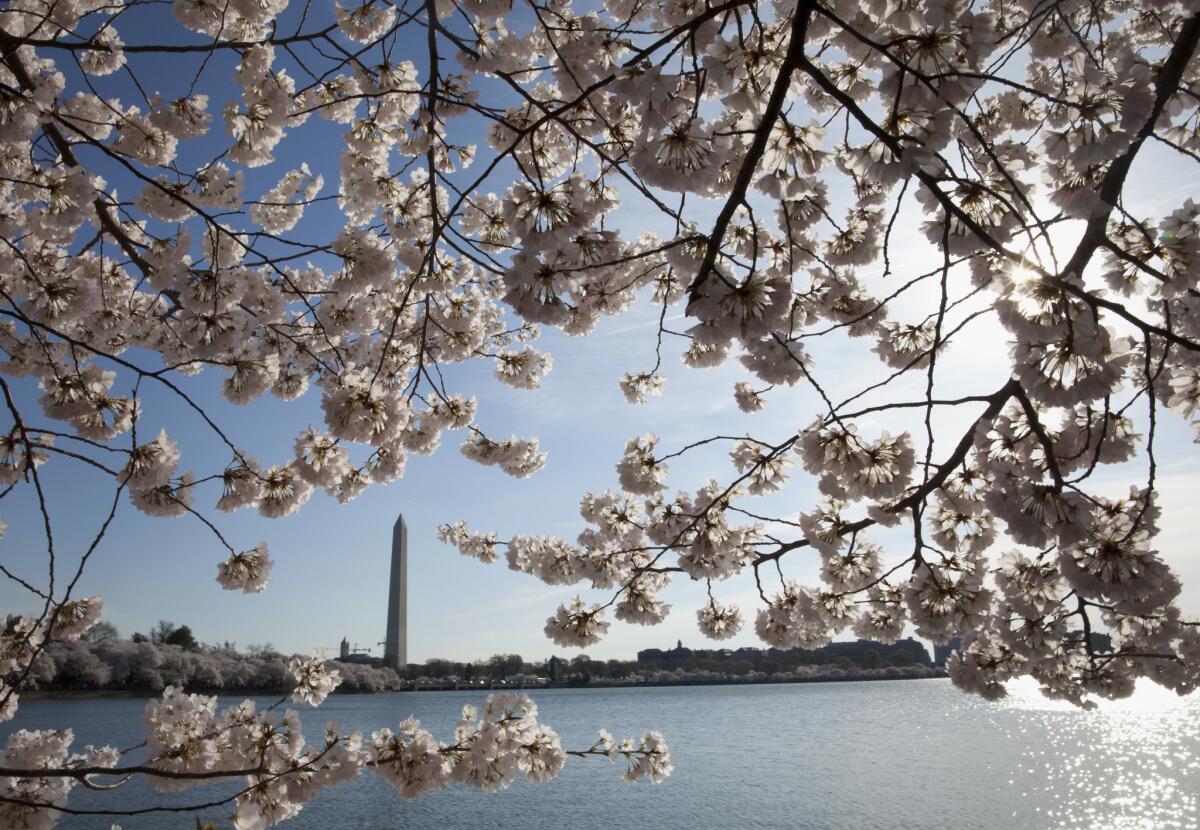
[1008, 266, 1041, 286]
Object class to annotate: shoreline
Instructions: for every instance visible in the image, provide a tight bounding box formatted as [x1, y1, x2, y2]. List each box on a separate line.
[18, 670, 948, 700]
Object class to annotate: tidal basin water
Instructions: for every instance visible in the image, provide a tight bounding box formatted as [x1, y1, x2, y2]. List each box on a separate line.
[7, 678, 1199, 829]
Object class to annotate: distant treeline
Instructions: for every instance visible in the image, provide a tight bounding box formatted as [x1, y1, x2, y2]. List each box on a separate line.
[12, 617, 937, 695]
[634, 638, 933, 675]
[409, 638, 934, 684]
[21, 638, 402, 694]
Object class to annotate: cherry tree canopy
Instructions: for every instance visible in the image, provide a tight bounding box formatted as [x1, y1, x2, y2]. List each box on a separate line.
[1, 0, 1199, 824]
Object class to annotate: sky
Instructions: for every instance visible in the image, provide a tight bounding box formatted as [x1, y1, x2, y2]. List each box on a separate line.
[1, 3, 1198, 665]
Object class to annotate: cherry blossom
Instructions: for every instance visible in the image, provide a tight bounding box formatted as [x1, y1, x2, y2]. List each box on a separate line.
[1, 0, 1200, 823]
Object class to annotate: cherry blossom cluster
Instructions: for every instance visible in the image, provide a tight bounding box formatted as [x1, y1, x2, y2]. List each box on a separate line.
[423, 0, 1200, 711]
[0, 672, 668, 829]
[1, 0, 1200, 822]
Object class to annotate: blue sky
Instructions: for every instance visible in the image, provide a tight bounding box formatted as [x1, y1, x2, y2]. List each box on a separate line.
[1, 3, 1198, 664]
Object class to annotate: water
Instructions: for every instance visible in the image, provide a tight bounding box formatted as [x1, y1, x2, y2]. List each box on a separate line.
[5, 678, 1198, 830]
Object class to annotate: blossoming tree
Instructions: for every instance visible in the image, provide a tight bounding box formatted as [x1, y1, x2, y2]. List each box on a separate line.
[1, 0, 1199, 823]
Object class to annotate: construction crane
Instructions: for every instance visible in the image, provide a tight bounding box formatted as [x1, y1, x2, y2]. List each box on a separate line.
[313, 644, 374, 656]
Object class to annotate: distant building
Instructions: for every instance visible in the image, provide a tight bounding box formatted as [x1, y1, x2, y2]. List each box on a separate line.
[335, 638, 378, 665]
[637, 639, 693, 665]
[638, 638, 930, 667]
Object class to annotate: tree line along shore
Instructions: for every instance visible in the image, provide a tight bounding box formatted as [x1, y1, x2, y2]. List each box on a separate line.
[11, 620, 944, 697]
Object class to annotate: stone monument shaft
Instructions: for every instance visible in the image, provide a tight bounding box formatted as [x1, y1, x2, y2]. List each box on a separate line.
[384, 514, 407, 670]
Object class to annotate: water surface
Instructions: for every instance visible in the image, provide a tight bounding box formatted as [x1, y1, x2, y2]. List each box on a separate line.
[6, 679, 1197, 829]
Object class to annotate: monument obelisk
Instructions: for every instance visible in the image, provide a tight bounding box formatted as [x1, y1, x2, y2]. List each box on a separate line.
[383, 514, 407, 670]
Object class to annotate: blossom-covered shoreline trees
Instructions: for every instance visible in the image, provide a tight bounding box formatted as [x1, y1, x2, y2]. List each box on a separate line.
[1, 0, 1199, 824]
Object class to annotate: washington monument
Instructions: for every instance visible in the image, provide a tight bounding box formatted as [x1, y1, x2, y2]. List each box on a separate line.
[383, 514, 407, 670]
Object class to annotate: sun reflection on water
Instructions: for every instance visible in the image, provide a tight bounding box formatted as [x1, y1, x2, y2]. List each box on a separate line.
[992, 679, 1200, 829]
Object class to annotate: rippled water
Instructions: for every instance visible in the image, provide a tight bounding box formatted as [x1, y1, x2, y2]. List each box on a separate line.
[5, 678, 1198, 829]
